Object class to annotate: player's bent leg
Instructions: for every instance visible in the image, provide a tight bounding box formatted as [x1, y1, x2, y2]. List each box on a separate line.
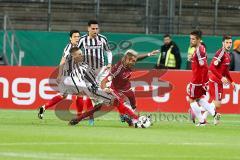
[211, 100, 221, 125]
[76, 96, 84, 117]
[189, 99, 205, 125]
[69, 104, 102, 126]
[38, 94, 66, 119]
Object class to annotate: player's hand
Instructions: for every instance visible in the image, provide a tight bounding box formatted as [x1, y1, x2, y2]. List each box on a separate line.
[103, 87, 113, 94]
[231, 82, 237, 91]
[187, 54, 193, 61]
[149, 50, 160, 56]
[221, 77, 229, 85]
[202, 84, 209, 92]
[106, 64, 112, 70]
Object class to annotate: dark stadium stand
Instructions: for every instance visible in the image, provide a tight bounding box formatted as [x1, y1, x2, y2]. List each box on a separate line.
[0, 0, 239, 35]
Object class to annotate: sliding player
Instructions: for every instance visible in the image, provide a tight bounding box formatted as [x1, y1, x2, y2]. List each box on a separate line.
[38, 30, 85, 120]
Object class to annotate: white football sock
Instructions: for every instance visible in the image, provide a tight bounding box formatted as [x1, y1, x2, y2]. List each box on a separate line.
[199, 106, 206, 112]
[190, 101, 204, 123]
[198, 99, 216, 116]
[202, 111, 209, 120]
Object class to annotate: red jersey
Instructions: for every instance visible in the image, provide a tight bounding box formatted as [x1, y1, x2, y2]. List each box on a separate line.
[191, 44, 208, 85]
[109, 61, 132, 91]
[209, 48, 233, 84]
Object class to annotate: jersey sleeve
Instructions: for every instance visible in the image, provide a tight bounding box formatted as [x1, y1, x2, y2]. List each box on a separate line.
[196, 45, 207, 66]
[213, 49, 224, 65]
[209, 51, 223, 80]
[102, 37, 110, 51]
[102, 37, 112, 64]
[77, 37, 84, 49]
[62, 44, 71, 58]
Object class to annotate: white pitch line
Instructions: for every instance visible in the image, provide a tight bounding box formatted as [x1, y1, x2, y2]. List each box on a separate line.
[0, 152, 105, 160]
[0, 151, 240, 160]
[0, 142, 240, 147]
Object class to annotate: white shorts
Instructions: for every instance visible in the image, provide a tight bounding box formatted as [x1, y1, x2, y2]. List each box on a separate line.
[58, 75, 115, 105]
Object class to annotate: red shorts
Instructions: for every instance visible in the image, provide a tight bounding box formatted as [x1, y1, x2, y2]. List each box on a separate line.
[187, 83, 206, 100]
[112, 88, 136, 107]
[209, 79, 223, 101]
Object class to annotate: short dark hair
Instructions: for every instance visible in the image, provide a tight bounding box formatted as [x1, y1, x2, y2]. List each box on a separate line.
[69, 47, 79, 54]
[88, 20, 98, 26]
[222, 35, 232, 42]
[190, 30, 202, 39]
[69, 30, 80, 37]
[163, 34, 171, 38]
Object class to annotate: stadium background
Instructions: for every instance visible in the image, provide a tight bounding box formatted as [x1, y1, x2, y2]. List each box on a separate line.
[0, 0, 240, 112]
[1, 1, 240, 160]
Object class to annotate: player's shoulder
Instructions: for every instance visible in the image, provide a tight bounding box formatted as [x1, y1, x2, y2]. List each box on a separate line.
[215, 48, 224, 55]
[79, 34, 88, 40]
[199, 44, 206, 52]
[63, 42, 72, 52]
[98, 34, 108, 41]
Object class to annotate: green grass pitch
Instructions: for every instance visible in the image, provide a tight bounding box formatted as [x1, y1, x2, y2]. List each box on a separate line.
[0, 109, 240, 160]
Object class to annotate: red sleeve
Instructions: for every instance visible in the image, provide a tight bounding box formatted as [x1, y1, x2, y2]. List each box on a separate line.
[225, 69, 233, 83]
[209, 60, 222, 80]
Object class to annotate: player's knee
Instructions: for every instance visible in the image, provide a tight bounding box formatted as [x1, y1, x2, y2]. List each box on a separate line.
[61, 94, 68, 99]
[213, 100, 221, 108]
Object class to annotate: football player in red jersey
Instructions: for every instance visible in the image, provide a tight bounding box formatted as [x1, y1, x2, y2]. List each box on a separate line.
[69, 49, 159, 126]
[187, 30, 220, 126]
[207, 35, 237, 124]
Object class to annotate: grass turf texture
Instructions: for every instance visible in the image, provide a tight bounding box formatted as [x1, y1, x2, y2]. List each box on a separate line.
[0, 109, 240, 160]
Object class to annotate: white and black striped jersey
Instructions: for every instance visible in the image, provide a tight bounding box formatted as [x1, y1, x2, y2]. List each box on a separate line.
[71, 62, 98, 93]
[71, 62, 113, 102]
[78, 34, 112, 69]
[62, 42, 79, 76]
[62, 42, 79, 58]
[62, 54, 75, 76]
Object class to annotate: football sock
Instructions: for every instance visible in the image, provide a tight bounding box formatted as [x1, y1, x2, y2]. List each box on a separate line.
[76, 96, 84, 116]
[117, 102, 138, 120]
[45, 95, 64, 110]
[202, 111, 209, 121]
[198, 99, 216, 116]
[86, 98, 94, 120]
[190, 101, 204, 123]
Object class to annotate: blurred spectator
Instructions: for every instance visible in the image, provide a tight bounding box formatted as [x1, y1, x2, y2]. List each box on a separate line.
[156, 34, 182, 69]
[186, 45, 195, 70]
[230, 40, 240, 71]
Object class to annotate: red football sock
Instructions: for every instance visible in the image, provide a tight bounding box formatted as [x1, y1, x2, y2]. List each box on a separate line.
[117, 102, 138, 119]
[76, 96, 84, 116]
[45, 95, 64, 110]
[86, 98, 94, 119]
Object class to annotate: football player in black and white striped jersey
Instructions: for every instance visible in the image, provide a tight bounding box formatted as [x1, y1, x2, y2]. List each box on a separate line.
[77, 20, 113, 124]
[78, 20, 112, 71]
[38, 30, 85, 120]
[60, 47, 116, 107]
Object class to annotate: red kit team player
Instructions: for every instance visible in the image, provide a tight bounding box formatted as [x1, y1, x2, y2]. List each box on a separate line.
[187, 30, 220, 126]
[208, 35, 237, 115]
[69, 49, 159, 126]
[101, 49, 159, 122]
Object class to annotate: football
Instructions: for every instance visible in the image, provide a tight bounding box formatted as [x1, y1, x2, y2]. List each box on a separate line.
[136, 115, 152, 128]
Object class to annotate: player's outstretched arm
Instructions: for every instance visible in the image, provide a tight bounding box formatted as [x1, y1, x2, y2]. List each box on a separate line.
[137, 50, 159, 61]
